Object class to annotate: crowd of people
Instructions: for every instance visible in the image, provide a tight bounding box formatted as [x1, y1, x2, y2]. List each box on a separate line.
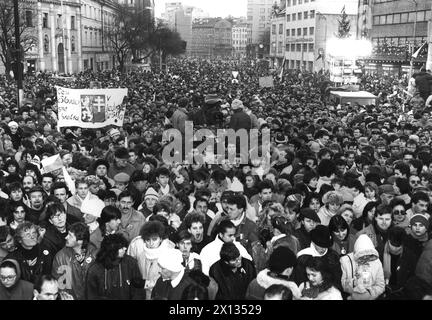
[0, 57, 431, 300]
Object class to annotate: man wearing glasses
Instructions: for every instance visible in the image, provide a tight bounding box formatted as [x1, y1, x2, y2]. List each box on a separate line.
[5, 222, 53, 283]
[0, 258, 33, 300]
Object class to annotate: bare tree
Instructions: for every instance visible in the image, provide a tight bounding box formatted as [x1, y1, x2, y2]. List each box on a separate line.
[0, 0, 37, 76]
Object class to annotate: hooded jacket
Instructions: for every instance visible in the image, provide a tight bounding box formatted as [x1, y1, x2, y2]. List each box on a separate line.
[0, 259, 33, 300]
[52, 244, 98, 300]
[246, 268, 301, 300]
[340, 234, 385, 300]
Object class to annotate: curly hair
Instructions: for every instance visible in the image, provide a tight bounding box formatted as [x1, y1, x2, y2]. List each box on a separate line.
[96, 234, 129, 269]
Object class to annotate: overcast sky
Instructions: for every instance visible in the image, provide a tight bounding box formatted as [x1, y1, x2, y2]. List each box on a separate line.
[154, 0, 248, 18]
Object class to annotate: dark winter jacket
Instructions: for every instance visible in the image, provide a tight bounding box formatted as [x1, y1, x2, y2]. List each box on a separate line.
[414, 71, 432, 100]
[85, 254, 145, 300]
[0, 259, 33, 300]
[209, 257, 256, 300]
[151, 271, 197, 300]
[229, 109, 252, 131]
[6, 244, 54, 284]
[294, 225, 311, 250]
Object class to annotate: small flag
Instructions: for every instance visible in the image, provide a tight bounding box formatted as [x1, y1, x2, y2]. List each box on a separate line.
[412, 42, 428, 59]
[278, 57, 286, 80]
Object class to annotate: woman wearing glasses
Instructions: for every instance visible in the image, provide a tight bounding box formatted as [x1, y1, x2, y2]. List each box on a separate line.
[390, 199, 410, 229]
[0, 258, 33, 300]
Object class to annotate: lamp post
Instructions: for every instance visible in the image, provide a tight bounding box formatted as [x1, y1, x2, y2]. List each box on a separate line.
[13, 0, 23, 107]
[409, 0, 418, 78]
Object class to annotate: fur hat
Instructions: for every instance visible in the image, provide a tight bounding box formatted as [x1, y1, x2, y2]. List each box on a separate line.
[93, 159, 110, 171]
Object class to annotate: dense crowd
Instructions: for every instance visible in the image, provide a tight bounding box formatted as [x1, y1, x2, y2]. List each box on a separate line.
[0, 57, 431, 300]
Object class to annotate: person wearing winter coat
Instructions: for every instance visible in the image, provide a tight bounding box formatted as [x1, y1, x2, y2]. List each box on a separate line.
[229, 99, 251, 131]
[355, 203, 393, 261]
[6, 222, 54, 284]
[127, 221, 175, 299]
[299, 256, 343, 300]
[340, 234, 385, 300]
[0, 258, 33, 300]
[52, 222, 97, 300]
[209, 242, 256, 300]
[293, 208, 321, 250]
[329, 215, 356, 256]
[85, 234, 145, 300]
[246, 246, 300, 300]
[166, 102, 189, 135]
[151, 248, 197, 300]
[292, 225, 342, 292]
[317, 191, 344, 226]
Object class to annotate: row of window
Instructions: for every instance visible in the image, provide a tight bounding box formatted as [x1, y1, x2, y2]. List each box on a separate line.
[287, 0, 315, 6]
[287, 10, 315, 22]
[41, 13, 76, 30]
[372, 36, 427, 47]
[271, 42, 314, 53]
[373, 10, 431, 25]
[273, 25, 315, 37]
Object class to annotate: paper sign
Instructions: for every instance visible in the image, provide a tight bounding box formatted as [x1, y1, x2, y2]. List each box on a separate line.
[41, 154, 63, 173]
[259, 76, 274, 88]
[232, 71, 239, 79]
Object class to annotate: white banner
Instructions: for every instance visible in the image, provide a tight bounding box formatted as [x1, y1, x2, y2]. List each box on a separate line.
[56, 87, 128, 128]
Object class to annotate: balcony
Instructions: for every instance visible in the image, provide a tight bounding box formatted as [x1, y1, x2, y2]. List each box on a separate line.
[364, 44, 427, 63]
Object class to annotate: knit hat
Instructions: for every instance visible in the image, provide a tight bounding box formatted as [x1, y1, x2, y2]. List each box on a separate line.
[275, 133, 288, 145]
[114, 172, 130, 183]
[310, 225, 333, 248]
[267, 247, 297, 274]
[231, 99, 244, 110]
[158, 248, 184, 273]
[144, 187, 159, 200]
[410, 214, 430, 229]
[81, 198, 105, 218]
[229, 177, 244, 192]
[299, 208, 321, 223]
[8, 121, 18, 128]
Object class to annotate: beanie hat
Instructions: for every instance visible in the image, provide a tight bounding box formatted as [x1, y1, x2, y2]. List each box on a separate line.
[8, 121, 18, 128]
[310, 225, 333, 248]
[81, 198, 105, 218]
[158, 248, 184, 273]
[144, 187, 159, 200]
[410, 214, 430, 229]
[229, 177, 244, 192]
[267, 246, 297, 274]
[299, 208, 321, 223]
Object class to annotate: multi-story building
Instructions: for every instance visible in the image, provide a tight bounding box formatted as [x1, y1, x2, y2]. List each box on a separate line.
[247, 0, 274, 45]
[428, 8, 432, 71]
[232, 23, 252, 58]
[214, 19, 233, 57]
[284, 0, 358, 72]
[362, 0, 431, 76]
[163, 3, 192, 55]
[191, 18, 218, 57]
[270, 3, 286, 68]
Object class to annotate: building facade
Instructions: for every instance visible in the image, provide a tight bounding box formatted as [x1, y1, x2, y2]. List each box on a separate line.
[362, 0, 431, 76]
[247, 0, 274, 45]
[232, 24, 252, 58]
[270, 9, 286, 68]
[191, 19, 218, 57]
[163, 3, 192, 55]
[214, 19, 233, 57]
[283, 0, 358, 72]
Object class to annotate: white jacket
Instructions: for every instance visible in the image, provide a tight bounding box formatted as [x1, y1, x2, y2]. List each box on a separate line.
[340, 234, 385, 300]
[352, 193, 370, 218]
